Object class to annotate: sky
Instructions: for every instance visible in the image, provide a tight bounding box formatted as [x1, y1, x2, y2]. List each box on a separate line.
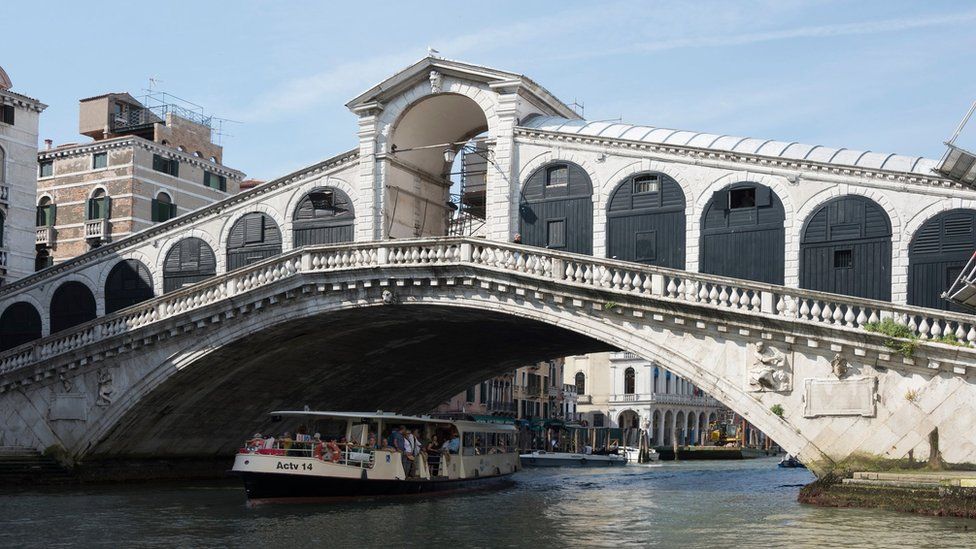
[4, 0, 976, 180]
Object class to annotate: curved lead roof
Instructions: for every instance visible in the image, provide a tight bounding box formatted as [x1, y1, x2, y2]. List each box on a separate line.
[519, 116, 937, 177]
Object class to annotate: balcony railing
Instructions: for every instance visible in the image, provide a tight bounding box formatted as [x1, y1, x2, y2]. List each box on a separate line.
[609, 393, 721, 406]
[85, 219, 109, 242]
[610, 351, 640, 360]
[35, 227, 54, 246]
[577, 395, 592, 404]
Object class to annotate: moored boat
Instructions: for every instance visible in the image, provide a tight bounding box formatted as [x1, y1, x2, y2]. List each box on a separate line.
[519, 450, 627, 467]
[233, 411, 519, 502]
[622, 446, 660, 464]
[778, 454, 806, 468]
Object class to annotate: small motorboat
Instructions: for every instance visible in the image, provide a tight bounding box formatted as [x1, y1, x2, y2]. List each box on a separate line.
[519, 450, 627, 467]
[778, 454, 806, 468]
[622, 446, 660, 464]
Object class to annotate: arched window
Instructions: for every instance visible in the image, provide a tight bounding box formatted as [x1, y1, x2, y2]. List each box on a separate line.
[0, 302, 42, 351]
[0, 144, 6, 183]
[574, 371, 586, 395]
[909, 209, 976, 310]
[624, 367, 636, 394]
[35, 249, 52, 272]
[0, 210, 5, 247]
[163, 237, 217, 293]
[293, 187, 355, 246]
[36, 196, 55, 227]
[519, 161, 593, 254]
[606, 171, 686, 268]
[800, 195, 892, 301]
[226, 213, 282, 270]
[152, 191, 177, 222]
[700, 182, 785, 284]
[105, 259, 154, 313]
[50, 281, 97, 334]
[87, 188, 111, 220]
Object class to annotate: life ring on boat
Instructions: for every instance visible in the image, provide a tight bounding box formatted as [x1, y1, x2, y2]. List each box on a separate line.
[313, 442, 325, 460]
[327, 440, 341, 462]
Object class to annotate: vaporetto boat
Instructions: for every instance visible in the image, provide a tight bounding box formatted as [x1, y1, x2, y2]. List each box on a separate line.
[233, 411, 519, 503]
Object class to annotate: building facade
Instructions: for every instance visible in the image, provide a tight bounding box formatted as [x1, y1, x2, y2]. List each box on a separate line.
[435, 358, 578, 422]
[0, 65, 46, 284]
[566, 352, 722, 446]
[35, 92, 244, 267]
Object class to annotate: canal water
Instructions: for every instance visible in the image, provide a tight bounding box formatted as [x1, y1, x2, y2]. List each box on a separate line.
[1, 457, 973, 548]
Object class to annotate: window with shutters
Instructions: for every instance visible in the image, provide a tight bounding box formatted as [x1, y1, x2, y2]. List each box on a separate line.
[152, 192, 177, 222]
[465, 386, 476, 403]
[545, 165, 568, 187]
[204, 171, 227, 191]
[546, 219, 566, 248]
[633, 174, 659, 194]
[39, 160, 53, 178]
[624, 367, 636, 394]
[574, 372, 585, 395]
[180, 239, 201, 269]
[0, 146, 5, 183]
[87, 189, 110, 220]
[92, 152, 107, 170]
[0, 210, 5, 247]
[34, 250, 53, 271]
[635, 230, 657, 261]
[729, 188, 756, 209]
[152, 154, 179, 177]
[593, 412, 605, 427]
[36, 198, 55, 227]
[0, 105, 14, 125]
[834, 249, 853, 269]
[243, 215, 265, 244]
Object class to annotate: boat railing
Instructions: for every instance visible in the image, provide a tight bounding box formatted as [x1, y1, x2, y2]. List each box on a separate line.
[239, 439, 375, 469]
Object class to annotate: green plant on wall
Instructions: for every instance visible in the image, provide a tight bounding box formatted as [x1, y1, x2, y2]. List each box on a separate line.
[603, 301, 619, 311]
[770, 404, 784, 417]
[864, 318, 918, 358]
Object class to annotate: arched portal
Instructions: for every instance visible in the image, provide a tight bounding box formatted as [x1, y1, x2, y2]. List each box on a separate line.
[163, 237, 217, 293]
[617, 409, 639, 430]
[292, 187, 355, 246]
[663, 410, 673, 446]
[651, 410, 661, 446]
[908, 209, 976, 311]
[700, 182, 785, 284]
[698, 413, 707, 446]
[675, 410, 686, 446]
[105, 259, 154, 314]
[0, 302, 42, 351]
[606, 172, 686, 267]
[800, 195, 892, 301]
[687, 412, 697, 447]
[50, 281, 96, 334]
[387, 93, 489, 238]
[226, 213, 282, 271]
[519, 162, 593, 254]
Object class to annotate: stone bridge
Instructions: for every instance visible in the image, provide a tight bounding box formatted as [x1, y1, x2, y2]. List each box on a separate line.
[2, 237, 976, 476]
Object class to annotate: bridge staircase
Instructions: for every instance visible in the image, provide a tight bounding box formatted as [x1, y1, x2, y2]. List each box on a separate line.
[0, 447, 73, 484]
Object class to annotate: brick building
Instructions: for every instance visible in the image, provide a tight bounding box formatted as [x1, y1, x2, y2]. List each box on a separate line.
[35, 92, 244, 267]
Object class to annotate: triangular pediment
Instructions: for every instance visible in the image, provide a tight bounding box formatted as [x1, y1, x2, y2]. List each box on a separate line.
[345, 56, 580, 119]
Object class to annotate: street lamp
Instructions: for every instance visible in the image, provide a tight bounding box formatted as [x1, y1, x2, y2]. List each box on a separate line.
[443, 147, 457, 163]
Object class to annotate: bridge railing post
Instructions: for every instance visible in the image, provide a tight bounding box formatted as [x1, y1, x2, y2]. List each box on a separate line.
[460, 242, 473, 263]
[760, 291, 775, 314]
[651, 273, 665, 296]
[551, 258, 565, 281]
[377, 245, 390, 265]
[301, 251, 312, 272]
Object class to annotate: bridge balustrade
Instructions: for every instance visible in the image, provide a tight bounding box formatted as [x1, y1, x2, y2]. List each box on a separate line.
[3, 237, 976, 378]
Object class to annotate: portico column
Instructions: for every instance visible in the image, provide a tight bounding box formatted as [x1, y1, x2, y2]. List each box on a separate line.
[353, 102, 384, 241]
[485, 89, 519, 242]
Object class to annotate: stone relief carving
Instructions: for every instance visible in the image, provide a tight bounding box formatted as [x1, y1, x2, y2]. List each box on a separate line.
[831, 353, 849, 378]
[429, 70, 443, 94]
[96, 369, 114, 407]
[382, 289, 399, 305]
[747, 341, 792, 392]
[59, 373, 73, 393]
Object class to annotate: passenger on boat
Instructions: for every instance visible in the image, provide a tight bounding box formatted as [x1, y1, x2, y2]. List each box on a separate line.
[281, 432, 295, 455]
[425, 435, 441, 476]
[443, 430, 460, 454]
[246, 433, 264, 452]
[326, 438, 341, 463]
[366, 432, 378, 449]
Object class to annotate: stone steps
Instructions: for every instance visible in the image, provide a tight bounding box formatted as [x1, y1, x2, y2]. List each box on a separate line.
[0, 447, 73, 483]
[848, 471, 976, 488]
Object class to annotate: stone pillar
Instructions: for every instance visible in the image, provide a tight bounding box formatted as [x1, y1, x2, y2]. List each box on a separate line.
[484, 89, 519, 242]
[353, 103, 384, 241]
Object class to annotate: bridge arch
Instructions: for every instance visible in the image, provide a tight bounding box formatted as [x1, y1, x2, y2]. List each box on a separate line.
[605, 171, 686, 268]
[519, 160, 593, 254]
[291, 186, 356, 247]
[49, 280, 97, 334]
[104, 259, 154, 314]
[383, 91, 494, 238]
[799, 195, 892, 301]
[699, 181, 786, 285]
[225, 212, 283, 271]
[0, 302, 42, 351]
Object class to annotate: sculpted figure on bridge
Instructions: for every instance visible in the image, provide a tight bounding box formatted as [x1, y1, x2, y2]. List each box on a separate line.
[748, 341, 791, 392]
[831, 353, 850, 378]
[429, 70, 443, 93]
[96, 369, 114, 407]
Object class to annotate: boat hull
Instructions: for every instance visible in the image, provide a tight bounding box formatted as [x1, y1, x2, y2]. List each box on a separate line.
[239, 470, 515, 502]
[519, 453, 626, 467]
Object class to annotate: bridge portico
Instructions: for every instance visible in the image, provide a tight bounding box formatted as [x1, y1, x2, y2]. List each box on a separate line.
[2, 56, 976, 477]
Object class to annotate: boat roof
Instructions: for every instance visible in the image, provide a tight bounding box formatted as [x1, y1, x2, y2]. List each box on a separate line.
[271, 410, 453, 424]
[269, 411, 516, 432]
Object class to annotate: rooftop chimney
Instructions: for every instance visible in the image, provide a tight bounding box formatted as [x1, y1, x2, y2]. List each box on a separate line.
[44, 139, 52, 150]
